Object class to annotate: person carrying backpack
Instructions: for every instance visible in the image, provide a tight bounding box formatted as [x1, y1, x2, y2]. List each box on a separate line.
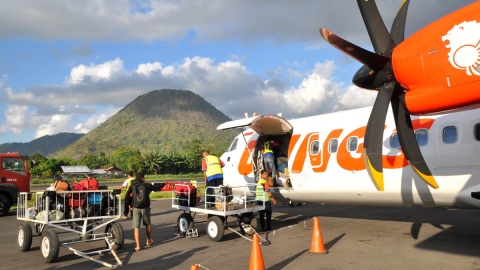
[125, 172, 163, 251]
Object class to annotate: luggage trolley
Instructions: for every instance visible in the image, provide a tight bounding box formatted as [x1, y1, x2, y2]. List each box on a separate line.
[16, 189, 124, 268]
[171, 183, 265, 242]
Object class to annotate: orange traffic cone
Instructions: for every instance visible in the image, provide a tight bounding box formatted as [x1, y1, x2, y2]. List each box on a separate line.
[190, 264, 199, 270]
[249, 234, 265, 270]
[309, 217, 328, 254]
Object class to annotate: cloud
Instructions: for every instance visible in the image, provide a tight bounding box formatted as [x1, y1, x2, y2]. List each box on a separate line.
[2, 55, 376, 139]
[34, 114, 72, 139]
[68, 58, 125, 85]
[74, 106, 121, 134]
[0, 1, 473, 46]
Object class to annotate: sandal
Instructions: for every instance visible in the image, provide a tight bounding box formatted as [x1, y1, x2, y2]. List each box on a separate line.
[135, 247, 141, 252]
[146, 240, 154, 247]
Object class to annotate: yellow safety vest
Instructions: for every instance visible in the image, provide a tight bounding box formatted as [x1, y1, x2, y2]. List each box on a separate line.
[264, 141, 273, 154]
[125, 177, 135, 190]
[255, 179, 270, 201]
[204, 155, 223, 177]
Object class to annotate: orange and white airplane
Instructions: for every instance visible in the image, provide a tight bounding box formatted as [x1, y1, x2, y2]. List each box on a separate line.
[218, 108, 480, 209]
[217, 0, 480, 209]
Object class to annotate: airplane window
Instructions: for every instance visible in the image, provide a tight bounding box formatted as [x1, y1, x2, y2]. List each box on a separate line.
[475, 123, 480, 141]
[329, 139, 338, 153]
[347, 137, 358, 152]
[310, 141, 320, 155]
[228, 138, 238, 152]
[415, 129, 428, 146]
[390, 133, 400, 148]
[443, 126, 457, 144]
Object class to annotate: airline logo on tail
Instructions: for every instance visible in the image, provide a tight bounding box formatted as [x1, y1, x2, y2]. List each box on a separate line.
[442, 20, 480, 76]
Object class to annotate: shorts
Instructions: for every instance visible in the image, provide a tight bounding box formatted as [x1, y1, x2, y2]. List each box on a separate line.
[132, 207, 151, 229]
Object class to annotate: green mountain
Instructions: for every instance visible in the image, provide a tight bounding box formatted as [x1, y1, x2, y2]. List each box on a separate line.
[0, 133, 84, 157]
[55, 89, 237, 159]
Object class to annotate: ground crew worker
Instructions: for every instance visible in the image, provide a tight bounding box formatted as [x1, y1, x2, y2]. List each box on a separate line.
[121, 171, 135, 219]
[202, 150, 225, 206]
[263, 138, 276, 183]
[256, 169, 277, 232]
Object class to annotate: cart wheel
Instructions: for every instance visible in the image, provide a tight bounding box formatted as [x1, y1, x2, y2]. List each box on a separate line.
[35, 224, 45, 236]
[105, 222, 124, 251]
[177, 213, 194, 236]
[238, 213, 258, 236]
[18, 223, 33, 252]
[40, 229, 59, 263]
[0, 194, 11, 216]
[206, 216, 224, 242]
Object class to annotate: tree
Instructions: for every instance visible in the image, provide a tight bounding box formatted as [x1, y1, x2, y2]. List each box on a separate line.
[184, 139, 203, 172]
[111, 146, 141, 172]
[78, 154, 98, 168]
[142, 150, 163, 174]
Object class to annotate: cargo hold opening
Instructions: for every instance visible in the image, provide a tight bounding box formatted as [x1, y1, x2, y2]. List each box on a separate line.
[217, 114, 294, 186]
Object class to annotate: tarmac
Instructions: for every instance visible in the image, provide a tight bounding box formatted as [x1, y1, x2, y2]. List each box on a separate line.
[3, 199, 480, 269]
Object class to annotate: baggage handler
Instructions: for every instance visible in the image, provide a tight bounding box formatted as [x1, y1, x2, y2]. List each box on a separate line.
[256, 169, 277, 232]
[120, 171, 135, 218]
[263, 138, 276, 182]
[202, 150, 225, 206]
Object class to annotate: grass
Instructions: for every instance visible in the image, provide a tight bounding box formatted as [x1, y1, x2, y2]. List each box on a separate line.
[121, 182, 206, 200]
[31, 173, 204, 185]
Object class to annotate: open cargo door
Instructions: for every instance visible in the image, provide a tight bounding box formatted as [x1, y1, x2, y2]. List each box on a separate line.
[217, 114, 293, 135]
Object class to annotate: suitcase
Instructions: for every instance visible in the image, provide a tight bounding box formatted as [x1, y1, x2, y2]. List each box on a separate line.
[69, 197, 86, 208]
[214, 185, 233, 203]
[174, 183, 197, 197]
[79, 177, 99, 190]
[174, 183, 198, 206]
[88, 193, 102, 205]
[53, 179, 70, 191]
[70, 182, 86, 199]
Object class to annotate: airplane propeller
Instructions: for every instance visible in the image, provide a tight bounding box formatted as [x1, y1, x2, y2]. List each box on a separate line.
[320, 0, 439, 191]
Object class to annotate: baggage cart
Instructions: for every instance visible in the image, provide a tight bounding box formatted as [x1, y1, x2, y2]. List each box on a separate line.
[171, 183, 265, 242]
[16, 189, 124, 268]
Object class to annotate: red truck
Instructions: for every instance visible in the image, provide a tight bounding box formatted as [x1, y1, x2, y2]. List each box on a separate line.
[0, 153, 30, 216]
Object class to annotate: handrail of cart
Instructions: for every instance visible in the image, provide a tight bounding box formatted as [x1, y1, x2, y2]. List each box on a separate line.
[171, 183, 265, 213]
[17, 190, 122, 226]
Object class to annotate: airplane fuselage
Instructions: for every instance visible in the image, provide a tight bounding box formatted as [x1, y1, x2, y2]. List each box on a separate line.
[220, 107, 480, 209]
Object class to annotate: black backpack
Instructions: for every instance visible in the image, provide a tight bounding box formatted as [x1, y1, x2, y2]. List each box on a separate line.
[132, 183, 148, 208]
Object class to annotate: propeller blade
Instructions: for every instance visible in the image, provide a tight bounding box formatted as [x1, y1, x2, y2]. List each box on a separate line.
[320, 28, 390, 71]
[390, 0, 410, 45]
[364, 82, 395, 191]
[357, 0, 395, 53]
[391, 91, 439, 189]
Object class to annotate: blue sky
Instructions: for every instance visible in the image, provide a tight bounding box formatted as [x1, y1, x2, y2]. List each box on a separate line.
[0, 0, 474, 143]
